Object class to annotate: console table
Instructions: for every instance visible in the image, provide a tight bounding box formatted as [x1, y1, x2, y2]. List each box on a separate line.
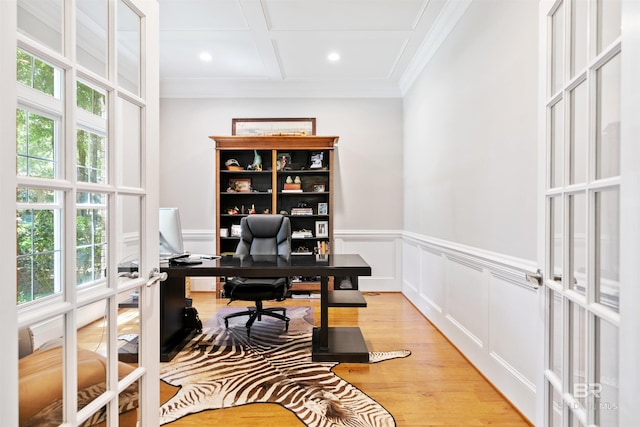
[159, 254, 372, 362]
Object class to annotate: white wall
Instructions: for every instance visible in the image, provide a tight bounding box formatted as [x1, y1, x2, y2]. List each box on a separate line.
[159, 98, 405, 290]
[159, 97, 403, 234]
[403, 0, 538, 261]
[401, 0, 539, 421]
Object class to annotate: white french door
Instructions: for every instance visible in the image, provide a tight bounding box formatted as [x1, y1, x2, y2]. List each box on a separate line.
[538, 1, 640, 426]
[2, 0, 160, 426]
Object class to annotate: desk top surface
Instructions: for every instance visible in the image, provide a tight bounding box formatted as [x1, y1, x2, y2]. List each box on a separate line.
[161, 253, 371, 278]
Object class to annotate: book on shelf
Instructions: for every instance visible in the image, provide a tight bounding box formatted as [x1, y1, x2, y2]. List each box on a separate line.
[292, 230, 313, 238]
[282, 189, 303, 193]
[317, 240, 329, 255]
[291, 207, 313, 215]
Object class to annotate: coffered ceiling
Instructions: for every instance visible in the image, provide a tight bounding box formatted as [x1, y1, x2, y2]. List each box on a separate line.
[159, 0, 472, 98]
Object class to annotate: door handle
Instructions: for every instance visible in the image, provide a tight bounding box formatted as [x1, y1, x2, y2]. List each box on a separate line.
[525, 269, 543, 289]
[147, 268, 168, 287]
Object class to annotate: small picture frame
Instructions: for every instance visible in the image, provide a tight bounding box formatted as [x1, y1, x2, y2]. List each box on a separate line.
[219, 228, 229, 238]
[315, 221, 329, 238]
[312, 183, 325, 192]
[231, 224, 242, 237]
[229, 178, 251, 192]
[318, 202, 328, 215]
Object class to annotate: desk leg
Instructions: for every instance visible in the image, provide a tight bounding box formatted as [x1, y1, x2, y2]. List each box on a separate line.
[319, 275, 329, 351]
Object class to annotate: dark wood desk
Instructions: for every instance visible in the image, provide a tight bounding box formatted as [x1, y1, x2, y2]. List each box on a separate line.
[160, 254, 372, 362]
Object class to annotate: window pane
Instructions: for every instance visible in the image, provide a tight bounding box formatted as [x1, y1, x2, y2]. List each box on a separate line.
[596, 318, 619, 425]
[597, 0, 621, 53]
[16, 189, 62, 304]
[77, 81, 106, 118]
[77, 0, 108, 77]
[77, 128, 106, 184]
[550, 289, 563, 378]
[118, 1, 140, 94]
[596, 53, 621, 179]
[16, 109, 57, 179]
[570, 192, 587, 294]
[551, 2, 565, 94]
[570, 0, 588, 77]
[550, 196, 563, 282]
[117, 195, 141, 266]
[550, 385, 563, 427]
[17, 0, 63, 53]
[570, 82, 587, 184]
[596, 189, 619, 311]
[550, 100, 564, 188]
[76, 192, 108, 287]
[17, 49, 60, 98]
[119, 98, 141, 187]
[570, 303, 586, 409]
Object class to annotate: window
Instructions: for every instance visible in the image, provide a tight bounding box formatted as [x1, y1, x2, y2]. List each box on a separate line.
[16, 189, 61, 304]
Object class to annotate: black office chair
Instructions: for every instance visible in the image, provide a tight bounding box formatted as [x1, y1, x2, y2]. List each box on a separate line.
[223, 214, 292, 336]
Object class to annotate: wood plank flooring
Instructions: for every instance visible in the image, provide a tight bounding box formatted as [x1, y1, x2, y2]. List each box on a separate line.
[158, 291, 532, 426]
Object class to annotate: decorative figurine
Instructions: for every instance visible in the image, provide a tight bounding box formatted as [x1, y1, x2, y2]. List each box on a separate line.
[294, 176, 301, 184]
[248, 150, 262, 171]
[286, 175, 293, 184]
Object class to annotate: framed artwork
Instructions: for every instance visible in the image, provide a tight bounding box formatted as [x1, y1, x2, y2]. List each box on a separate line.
[232, 118, 316, 136]
[312, 183, 325, 192]
[315, 220, 329, 238]
[228, 178, 251, 192]
[318, 202, 328, 215]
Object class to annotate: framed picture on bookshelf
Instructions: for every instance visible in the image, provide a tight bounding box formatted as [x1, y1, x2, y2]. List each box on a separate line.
[232, 118, 316, 136]
[312, 183, 325, 192]
[318, 202, 328, 215]
[229, 178, 251, 192]
[315, 220, 329, 238]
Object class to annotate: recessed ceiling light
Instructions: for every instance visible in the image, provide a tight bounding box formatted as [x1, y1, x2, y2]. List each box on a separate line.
[199, 52, 213, 62]
[327, 52, 340, 62]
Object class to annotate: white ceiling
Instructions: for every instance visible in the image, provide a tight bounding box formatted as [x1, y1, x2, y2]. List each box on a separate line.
[159, 0, 472, 98]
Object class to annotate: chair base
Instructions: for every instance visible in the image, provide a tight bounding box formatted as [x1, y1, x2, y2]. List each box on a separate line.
[224, 301, 290, 337]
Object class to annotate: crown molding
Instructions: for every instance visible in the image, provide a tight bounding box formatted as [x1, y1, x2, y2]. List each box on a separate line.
[398, 0, 473, 95]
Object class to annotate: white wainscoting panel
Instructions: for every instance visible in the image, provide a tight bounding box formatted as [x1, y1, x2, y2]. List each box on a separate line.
[334, 230, 403, 292]
[402, 232, 538, 422]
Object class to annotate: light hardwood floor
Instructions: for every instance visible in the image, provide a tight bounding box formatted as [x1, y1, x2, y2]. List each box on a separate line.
[156, 291, 532, 427]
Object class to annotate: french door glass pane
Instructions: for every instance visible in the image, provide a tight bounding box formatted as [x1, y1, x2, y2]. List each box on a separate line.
[570, 193, 587, 294]
[77, 301, 112, 421]
[571, 0, 588, 77]
[551, 385, 563, 427]
[118, 98, 142, 188]
[550, 100, 564, 188]
[17, 0, 63, 54]
[596, 53, 621, 180]
[596, 189, 619, 311]
[76, 192, 108, 287]
[550, 289, 563, 378]
[16, 109, 57, 179]
[118, 1, 141, 95]
[597, 0, 621, 53]
[76, 128, 107, 184]
[18, 315, 65, 424]
[17, 49, 61, 99]
[551, 2, 565, 95]
[16, 188, 62, 304]
[570, 81, 587, 184]
[77, 0, 108, 77]
[550, 196, 563, 282]
[570, 303, 587, 409]
[596, 317, 619, 425]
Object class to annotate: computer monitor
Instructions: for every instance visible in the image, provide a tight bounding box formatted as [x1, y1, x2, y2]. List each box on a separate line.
[159, 207, 184, 256]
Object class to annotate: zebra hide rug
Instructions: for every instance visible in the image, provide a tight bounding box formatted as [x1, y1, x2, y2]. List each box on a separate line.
[159, 306, 410, 426]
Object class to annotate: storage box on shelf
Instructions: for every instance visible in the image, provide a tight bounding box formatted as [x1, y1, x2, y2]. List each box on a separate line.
[210, 135, 339, 296]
